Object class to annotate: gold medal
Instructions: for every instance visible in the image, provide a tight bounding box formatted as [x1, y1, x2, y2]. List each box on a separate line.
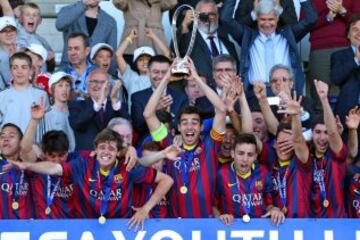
[98, 215, 106, 224]
[323, 199, 329, 208]
[45, 207, 51, 215]
[12, 201, 19, 210]
[242, 214, 251, 223]
[180, 185, 188, 194]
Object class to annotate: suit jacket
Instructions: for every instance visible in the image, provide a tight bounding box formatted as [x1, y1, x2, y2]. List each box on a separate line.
[331, 47, 360, 123]
[177, 27, 238, 89]
[221, 0, 318, 95]
[131, 87, 188, 138]
[234, 0, 298, 29]
[69, 98, 129, 151]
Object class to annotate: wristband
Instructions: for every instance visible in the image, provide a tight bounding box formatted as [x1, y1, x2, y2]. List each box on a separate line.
[126, 37, 133, 44]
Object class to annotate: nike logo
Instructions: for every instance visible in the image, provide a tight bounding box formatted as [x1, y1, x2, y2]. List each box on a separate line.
[228, 182, 237, 187]
[88, 178, 97, 182]
[0, 171, 7, 175]
[354, 189, 360, 195]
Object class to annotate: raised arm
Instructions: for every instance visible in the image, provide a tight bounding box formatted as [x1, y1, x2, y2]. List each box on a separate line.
[112, 0, 129, 11]
[220, 0, 245, 43]
[188, 58, 226, 134]
[314, 80, 343, 153]
[237, 78, 253, 133]
[345, 106, 360, 160]
[20, 99, 45, 163]
[56, 1, 87, 31]
[138, 144, 181, 167]
[145, 28, 171, 59]
[291, 0, 318, 42]
[0, 0, 14, 16]
[115, 29, 137, 75]
[254, 81, 279, 136]
[279, 93, 309, 163]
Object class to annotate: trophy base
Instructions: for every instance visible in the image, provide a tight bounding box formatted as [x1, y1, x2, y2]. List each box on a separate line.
[171, 68, 190, 78]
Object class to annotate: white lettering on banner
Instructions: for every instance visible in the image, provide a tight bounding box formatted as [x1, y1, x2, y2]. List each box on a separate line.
[357, 231, 360, 240]
[324, 231, 333, 240]
[39, 232, 67, 240]
[231, 230, 264, 240]
[0, 232, 29, 240]
[151, 230, 183, 240]
[294, 231, 303, 240]
[80, 232, 94, 240]
[217, 231, 226, 240]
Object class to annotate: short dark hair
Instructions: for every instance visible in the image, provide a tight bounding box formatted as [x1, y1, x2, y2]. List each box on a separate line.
[148, 55, 171, 69]
[68, 32, 90, 47]
[10, 52, 32, 67]
[233, 133, 257, 151]
[275, 122, 292, 138]
[178, 106, 203, 124]
[141, 141, 160, 152]
[311, 114, 325, 130]
[42, 130, 69, 154]
[346, 13, 360, 36]
[1, 123, 23, 140]
[94, 128, 123, 151]
[212, 54, 237, 73]
[156, 110, 173, 125]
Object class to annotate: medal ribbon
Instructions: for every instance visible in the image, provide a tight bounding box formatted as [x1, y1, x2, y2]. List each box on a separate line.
[46, 176, 61, 209]
[95, 161, 116, 217]
[313, 158, 327, 201]
[235, 172, 257, 216]
[180, 144, 198, 188]
[276, 166, 289, 208]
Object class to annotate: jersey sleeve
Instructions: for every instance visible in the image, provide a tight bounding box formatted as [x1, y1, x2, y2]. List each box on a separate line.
[150, 123, 173, 148]
[131, 166, 157, 185]
[294, 154, 312, 172]
[61, 151, 88, 182]
[263, 171, 275, 208]
[329, 143, 348, 163]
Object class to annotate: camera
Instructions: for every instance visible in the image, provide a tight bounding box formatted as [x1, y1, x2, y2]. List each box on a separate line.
[199, 13, 210, 22]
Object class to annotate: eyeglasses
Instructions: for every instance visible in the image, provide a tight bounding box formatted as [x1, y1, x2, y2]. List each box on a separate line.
[88, 79, 107, 85]
[270, 77, 291, 83]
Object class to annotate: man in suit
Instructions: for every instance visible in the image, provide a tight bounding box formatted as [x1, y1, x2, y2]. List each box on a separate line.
[69, 69, 129, 150]
[221, 0, 318, 97]
[234, 0, 298, 29]
[177, 0, 238, 89]
[331, 14, 360, 148]
[131, 55, 188, 139]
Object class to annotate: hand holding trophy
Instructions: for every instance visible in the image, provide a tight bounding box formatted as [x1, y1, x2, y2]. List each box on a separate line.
[171, 4, 199, 77]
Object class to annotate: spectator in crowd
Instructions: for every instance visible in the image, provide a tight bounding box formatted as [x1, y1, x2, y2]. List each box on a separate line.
[0, 123, 32, 219]
[113, 0, 177, 59]
[116, 28, 170, 111]
[107, 117, 134, 148]
[131, 55, 188, 138]
[234, 0, 298, 29]
[24, 43, 50, 94]
[178, 0, 238, 89]
[251, 107, 270, 143]
[184, 74, 206, 106]
[215, 133, 284, 226]
[331, 14, 360, 156]
[69, 69, 129, 151]
[10, 128, 174, 229]
[221, 0, 318, 96]
[90, 43, 113, 74]
[61, 32, 97, 99]
[0, 52, 49, 134]
[143, 58, 227, 218]
[308, 0, 360, 110]
[0, 16, 18, 88]
[311, 80, 347, 218]
[56, 0, 117, 70]
[1, 0, 56, 72]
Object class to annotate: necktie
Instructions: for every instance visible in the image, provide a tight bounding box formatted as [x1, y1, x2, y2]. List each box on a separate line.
[264, 37, 274, 80]
[208, 35, 219, 58]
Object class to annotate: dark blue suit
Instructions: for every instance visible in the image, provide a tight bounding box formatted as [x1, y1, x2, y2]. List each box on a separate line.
[69, 98, 130, 150]
[131, 87, 188, 138]
[331, 47, 360, 123]
[177, 27, 238, 89]
[221, 0, 318, 94]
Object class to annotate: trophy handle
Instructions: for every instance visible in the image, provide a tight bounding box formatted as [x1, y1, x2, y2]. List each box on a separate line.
[171, 4, 198, 59]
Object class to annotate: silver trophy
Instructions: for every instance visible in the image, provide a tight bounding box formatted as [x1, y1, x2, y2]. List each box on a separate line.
[171, 4, 198, 77]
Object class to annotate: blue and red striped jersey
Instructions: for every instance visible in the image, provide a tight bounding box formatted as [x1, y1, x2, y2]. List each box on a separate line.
[259, 143, 312, 217]
[132, 183, 168, 218]
[347, 175, 360, 218]
[61, 154, 156, 218]
[216, 162, 274, 217]
[0, 158, 32, 219]
[158, 130, 223, 218]
[310, 144, 347, 218]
